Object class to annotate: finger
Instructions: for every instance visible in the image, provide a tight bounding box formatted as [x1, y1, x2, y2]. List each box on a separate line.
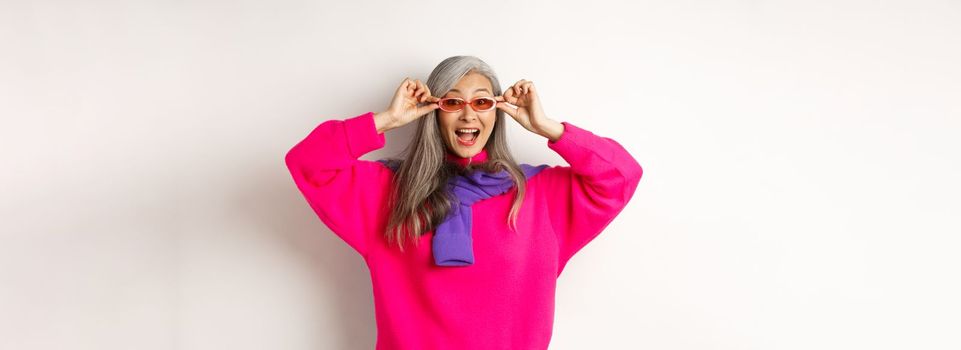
[415, 102, 439, 116]
[502, 89, 517, 103]
[495, 96, 517, 107]
[418, 85, 432, 100]
[423, 83, 433, 99]
[517, 81, 529, 95]
[495, 101, 517, 117]
[519, 81, 530, 95]
[426, 95, 441, 103]
[398, 77, 411, 93]
[417, 80, 430, 101]
[415, 87, 426, 102]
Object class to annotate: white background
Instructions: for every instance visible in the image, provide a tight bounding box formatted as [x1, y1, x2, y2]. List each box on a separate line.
[2, 0, 959, 349]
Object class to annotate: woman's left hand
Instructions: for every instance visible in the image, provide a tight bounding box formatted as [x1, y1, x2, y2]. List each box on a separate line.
[495, 79, 564, 142]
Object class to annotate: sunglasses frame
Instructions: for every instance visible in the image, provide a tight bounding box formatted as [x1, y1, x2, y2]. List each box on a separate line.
[436, 96, 498, 113]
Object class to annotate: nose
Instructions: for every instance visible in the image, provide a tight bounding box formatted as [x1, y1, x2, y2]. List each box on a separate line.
[458, 107, 478, 122]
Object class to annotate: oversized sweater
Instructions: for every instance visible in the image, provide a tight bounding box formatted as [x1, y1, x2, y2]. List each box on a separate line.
[284, 111, 643, 349]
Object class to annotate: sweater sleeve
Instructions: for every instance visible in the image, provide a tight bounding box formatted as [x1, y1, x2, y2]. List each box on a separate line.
[284, 111, 393, 259]
[541, 121, 643, 275]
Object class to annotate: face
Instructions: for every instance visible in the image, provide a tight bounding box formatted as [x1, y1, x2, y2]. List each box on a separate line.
[437, 71, 497, 158]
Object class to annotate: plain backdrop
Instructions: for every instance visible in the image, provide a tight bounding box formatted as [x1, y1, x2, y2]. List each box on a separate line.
[2, 0, 960, 349]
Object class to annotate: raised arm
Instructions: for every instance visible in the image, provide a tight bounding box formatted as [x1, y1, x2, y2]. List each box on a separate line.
[540, 121, 644, 276]
[284, 111, 394, 258]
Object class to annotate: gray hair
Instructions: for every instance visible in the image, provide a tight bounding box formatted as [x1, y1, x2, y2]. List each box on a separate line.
[380, 55, 531, 252]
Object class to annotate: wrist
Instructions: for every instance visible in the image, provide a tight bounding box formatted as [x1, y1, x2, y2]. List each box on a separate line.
[538, 119, 564, 142]
[373, 111, 395, 133]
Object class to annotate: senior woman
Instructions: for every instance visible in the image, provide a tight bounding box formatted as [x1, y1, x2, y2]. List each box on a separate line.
[285, 55, 643, 349]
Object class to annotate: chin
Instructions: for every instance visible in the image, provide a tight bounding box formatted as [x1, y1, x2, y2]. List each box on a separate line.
[449, 140, 484, 157]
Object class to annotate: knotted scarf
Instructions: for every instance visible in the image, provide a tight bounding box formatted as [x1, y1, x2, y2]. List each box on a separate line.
[377, 149, 548, 267]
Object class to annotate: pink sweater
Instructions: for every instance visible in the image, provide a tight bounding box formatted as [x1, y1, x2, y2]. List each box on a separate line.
[285, 111, 643, 349]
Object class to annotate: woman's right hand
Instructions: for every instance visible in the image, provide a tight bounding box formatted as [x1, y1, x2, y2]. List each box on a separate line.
[375, 78, 440, 133]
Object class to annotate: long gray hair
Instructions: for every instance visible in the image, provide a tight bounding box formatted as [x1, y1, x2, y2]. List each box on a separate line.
[381, 55, 531, 252]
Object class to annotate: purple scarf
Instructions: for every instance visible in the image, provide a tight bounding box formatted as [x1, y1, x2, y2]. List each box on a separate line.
[378, 151, 547, 266]
[433, 163, 548, 266]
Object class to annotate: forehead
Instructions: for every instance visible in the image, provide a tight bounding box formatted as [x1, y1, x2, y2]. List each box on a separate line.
[446, 72, 493, 96]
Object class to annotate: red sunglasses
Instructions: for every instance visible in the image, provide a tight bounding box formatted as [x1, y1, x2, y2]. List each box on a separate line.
[437, 97, 497, 112]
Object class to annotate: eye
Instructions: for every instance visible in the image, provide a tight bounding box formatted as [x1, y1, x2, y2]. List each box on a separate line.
[442, 99, 464, 106]
[474, 98, 493, 108]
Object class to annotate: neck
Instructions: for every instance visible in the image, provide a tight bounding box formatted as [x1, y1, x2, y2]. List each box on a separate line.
[445, 148, 489, 167]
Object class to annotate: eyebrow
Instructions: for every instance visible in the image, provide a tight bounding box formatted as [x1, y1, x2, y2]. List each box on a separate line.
[449, 88, 491, 94]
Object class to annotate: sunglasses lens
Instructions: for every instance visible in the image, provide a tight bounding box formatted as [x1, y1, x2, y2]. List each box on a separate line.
[472, 98, 495, 111]
[440, 99, 466, 111]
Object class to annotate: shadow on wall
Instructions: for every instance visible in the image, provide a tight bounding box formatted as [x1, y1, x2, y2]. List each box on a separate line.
[225, 148, 381, 349]
[230, 168, 376, 349]
[221, 109, 419, 349]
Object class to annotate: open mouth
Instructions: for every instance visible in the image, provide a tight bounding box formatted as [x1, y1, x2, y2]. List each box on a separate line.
[455, 128, 480, 145]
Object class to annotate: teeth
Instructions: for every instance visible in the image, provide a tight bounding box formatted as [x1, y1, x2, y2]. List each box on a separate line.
[456, 128, 479, 133]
